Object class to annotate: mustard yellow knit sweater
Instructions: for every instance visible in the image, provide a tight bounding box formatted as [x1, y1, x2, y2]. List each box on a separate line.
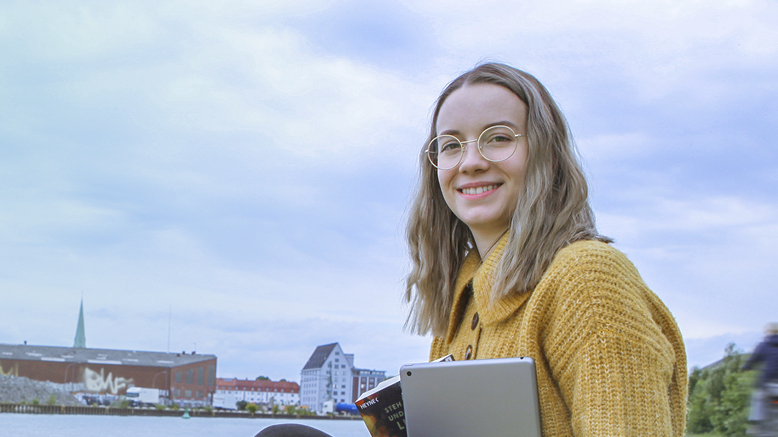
[429, 237, 687, 437]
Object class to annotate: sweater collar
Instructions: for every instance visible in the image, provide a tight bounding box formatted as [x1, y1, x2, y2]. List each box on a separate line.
[444, 233, 531, 344]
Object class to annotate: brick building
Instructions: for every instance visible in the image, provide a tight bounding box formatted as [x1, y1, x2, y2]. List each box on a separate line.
[0, 343, 216, 406]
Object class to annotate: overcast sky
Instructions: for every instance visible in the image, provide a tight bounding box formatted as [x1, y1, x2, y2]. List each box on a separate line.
[1, 0, 776, 382]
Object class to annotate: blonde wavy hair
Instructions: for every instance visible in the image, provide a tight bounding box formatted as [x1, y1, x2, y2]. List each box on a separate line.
[405, 63, 611, 337]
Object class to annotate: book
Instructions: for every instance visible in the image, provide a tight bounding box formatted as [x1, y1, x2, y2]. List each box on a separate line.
[355, 354, 454, 437]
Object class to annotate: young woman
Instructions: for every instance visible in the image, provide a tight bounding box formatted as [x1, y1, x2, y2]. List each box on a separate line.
[404, 63, 687, 436]
[257, 63, 687, 437]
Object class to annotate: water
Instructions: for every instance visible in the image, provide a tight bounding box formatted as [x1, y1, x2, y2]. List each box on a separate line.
[1, 414, 368, 437]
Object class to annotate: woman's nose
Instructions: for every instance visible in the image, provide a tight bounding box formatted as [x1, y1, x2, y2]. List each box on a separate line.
[458, 142, 489, 173]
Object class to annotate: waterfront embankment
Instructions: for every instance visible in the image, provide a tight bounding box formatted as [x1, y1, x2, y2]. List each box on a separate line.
[0, 403, 360, 420]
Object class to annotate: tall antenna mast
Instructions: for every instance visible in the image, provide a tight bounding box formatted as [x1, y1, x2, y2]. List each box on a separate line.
[167, 306, 171, 353]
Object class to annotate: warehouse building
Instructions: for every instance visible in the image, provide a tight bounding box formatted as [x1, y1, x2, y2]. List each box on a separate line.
[0, 343, 216, 406]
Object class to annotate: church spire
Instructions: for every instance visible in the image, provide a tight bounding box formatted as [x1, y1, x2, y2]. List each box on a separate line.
[74, 298, 86, 348]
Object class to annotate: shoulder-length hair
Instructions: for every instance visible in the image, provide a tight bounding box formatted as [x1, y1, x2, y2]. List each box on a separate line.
[405, 63, 611, 337]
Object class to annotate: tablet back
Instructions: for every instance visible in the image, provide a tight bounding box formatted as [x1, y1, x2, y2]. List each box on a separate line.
[399, 357, 541, 437]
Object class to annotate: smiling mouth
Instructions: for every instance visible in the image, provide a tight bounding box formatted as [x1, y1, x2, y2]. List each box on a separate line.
[459, 184, 500, 195]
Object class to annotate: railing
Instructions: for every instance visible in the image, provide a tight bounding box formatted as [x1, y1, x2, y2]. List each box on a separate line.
[0, 403, 360, 419]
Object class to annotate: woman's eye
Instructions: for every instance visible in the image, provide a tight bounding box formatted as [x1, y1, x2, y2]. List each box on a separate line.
[439, 141, 461, 153]
[487, 134, 512, 144]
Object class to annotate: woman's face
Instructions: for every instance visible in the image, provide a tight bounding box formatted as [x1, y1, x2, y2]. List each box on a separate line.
[435, 83, 529, 241]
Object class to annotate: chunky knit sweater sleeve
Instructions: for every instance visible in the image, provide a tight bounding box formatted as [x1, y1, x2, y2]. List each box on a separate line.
[533, 242, 685, 436]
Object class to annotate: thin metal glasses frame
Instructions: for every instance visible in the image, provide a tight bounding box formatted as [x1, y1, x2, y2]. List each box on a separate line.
[425, 125, 524, 170]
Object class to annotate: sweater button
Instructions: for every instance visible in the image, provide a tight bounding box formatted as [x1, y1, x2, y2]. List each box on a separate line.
[465, 345, 473, 360]
[471, 312, 479, 330]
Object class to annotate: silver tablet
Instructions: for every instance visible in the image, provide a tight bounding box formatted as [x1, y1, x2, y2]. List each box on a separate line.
[399, 357, 542, 437]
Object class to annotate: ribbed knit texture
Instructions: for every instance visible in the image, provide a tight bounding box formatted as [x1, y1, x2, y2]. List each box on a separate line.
[429, 236, 687, 437]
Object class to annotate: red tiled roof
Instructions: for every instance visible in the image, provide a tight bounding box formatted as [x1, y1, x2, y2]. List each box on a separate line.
[216, 378, 299, 393]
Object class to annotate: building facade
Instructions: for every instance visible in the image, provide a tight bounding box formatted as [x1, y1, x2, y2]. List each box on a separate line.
[299, 343, 385, 413]
[352, 368, 385, 402]
[215, 378, 299, 407]
[0, 343, 216, 406]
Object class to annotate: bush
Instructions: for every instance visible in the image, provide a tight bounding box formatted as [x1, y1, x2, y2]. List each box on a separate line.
[169, 402, 180, 411]
[687, 343, 756, 437]
[154, 404, 166, 410]
[246, 403, 259, 414]
[47, 394, 57, 406]
[288, 405, 314, 416]
[31, 398, 40, 405]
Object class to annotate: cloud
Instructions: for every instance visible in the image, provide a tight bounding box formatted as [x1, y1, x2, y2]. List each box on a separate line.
[0, 0, 776, 380]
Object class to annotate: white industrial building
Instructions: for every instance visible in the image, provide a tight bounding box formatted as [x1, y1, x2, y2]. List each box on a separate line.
[299, 342, 385, 413]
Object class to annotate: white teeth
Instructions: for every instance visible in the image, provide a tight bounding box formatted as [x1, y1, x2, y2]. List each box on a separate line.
[461, 184, 498, 195]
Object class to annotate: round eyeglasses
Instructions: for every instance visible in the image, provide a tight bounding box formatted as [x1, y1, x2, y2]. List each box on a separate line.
[426, 125, 524, 170]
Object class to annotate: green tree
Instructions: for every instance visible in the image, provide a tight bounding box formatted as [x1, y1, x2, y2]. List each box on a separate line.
[718, 370, 752, 437]
[47, 394, 57, 406]
[687, 343, 757, 437]
[246, 403, 259, 414]
[687, 367, 714, 433]
[256, 376, 270, 381]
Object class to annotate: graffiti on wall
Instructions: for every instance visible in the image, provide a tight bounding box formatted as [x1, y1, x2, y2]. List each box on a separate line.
[0, 362, 19, 376]
[83, 367, 134, 394]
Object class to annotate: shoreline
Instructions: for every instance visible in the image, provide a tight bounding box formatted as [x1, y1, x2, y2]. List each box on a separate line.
[0, 403, 360, 420]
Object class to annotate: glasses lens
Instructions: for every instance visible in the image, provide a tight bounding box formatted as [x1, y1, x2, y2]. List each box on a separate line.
[428, 135, 462, 169]
[479, 126, 518, 162]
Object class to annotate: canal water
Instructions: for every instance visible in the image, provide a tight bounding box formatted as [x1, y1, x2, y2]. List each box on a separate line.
[1, 414, 368, 437]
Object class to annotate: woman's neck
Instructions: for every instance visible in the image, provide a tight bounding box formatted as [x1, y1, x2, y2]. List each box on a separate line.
[473, 228, 509, 260]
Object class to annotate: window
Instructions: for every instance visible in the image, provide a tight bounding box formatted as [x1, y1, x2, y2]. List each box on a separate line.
[197, 367, 204, 385]
[174, 371, 182, 383]
[186, 369, 194, 384]
[208, 364, 216, 386]
[185, 390, 192, 398]
[196, 390, 203, 399]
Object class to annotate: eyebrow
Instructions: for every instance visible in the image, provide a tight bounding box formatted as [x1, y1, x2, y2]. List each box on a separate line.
[437, 120, 522, 137]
